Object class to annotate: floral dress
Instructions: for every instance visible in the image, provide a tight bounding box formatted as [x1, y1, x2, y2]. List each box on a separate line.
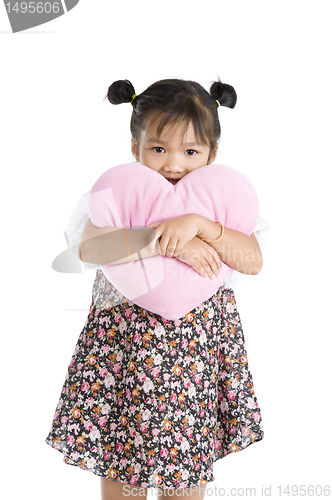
[45, 269, 264, 490]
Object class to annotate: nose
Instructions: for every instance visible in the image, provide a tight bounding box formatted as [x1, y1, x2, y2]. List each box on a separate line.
[163, 153, 183, 174]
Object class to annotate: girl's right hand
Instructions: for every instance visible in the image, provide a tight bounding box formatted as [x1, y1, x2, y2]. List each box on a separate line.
[174, 236, 222, 279]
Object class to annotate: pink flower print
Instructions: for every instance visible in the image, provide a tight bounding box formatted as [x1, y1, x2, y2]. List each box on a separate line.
[181, 469, 190, 480]
[188, 384, 196, 399]
[181, 338, 188, 349]
[114, 313, 122, 323]
[243, 372, 249, 381]
[61, 416, 68, 424]
[242, 427, 250, 436]
[160, 448, 168, 458]
[131, 313, 137, 321]
[170, 393, 177, 403]
[53, 411, 59, 421]
[113, 363, 121, 375]
[142, 409, 151, 422]
[149, 317, 158, 327]
[138, 347, 146, 358]
[217, 428, 225, 438]
[116, 442, 124, 452]
[140, 422, 149, 434]
[163, 373, 171, 382]
[152, 428, 160, 437]
[174, 319, 182, 327]
[98, 416, 107, 427]
[119, 321, 127, 333]
[70, 451, 79, 460]
[147, 457, 155, 466]
[104, 374, 115, 388]
[151, 366, 160, 379]
[180, 439, 190, 453]
[77, 362, 84, 371]
[134, 434, 143, 447]
[66, 435, 75, 445]
[138, 372, 147, 383]
[196, 324, 203, 335]
[101, 345, 111, 354]
[89, 429, 101, 442]
[194, 374, 202, 385]
[200, 453, 208, 462]
[130, 476, 139, 486]
[247, 398, 256, 409]
[125, 308, 133, 319]
[120, 457, 128, 467]
[226, 302, 235, 313]
[103, 452, 110, 461]
[116, 350, 123, 362]
[220, 401, 228, 412]
[228, 390, 236, 401]
[214, 439, 222, 451]
[110, 422, 117, 432]
[81, 382, 90, 393]
[196, 360, 205, 372]
[101, 403, 111, 415]
[175, 432, 183, 442]
[84, 420, 93, 431]
[167, 463, 176, 472]
[143, 379, 154, 393]
[129, 426, 137, 438]
[199, 332, 207, 345]
[97, 328, 106, 339]
[99, 367, 108, 378]
[86, 397, 95, 408]
[87, 457, 96, 469]
[153, 353, 163, 366]
[158, 403, 166, 412]
[186, 428, 193, 439]
[183, 378, 191, 389]
[253, 412, 260, 422]
[133, 332, 142, 343]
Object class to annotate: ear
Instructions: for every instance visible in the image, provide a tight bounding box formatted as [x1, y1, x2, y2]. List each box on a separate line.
[131, 138, 140, 162]
[208, 145, 218, 165]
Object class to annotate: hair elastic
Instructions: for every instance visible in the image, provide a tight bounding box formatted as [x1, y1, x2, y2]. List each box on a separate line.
[215, 100, 220, 107]
[200, 221, 224, 243]
[131, 94, 137, 104]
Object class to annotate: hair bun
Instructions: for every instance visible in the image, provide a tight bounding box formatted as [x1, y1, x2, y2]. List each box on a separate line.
[106, 79, 136, 105]
[210, 79, 237, 109]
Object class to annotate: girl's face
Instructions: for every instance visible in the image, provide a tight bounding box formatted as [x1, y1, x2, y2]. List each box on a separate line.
[131, 119, 217, 185]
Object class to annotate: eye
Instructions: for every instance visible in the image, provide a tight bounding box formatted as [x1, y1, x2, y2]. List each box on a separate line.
[152, 147, 165, 153]
[185, 149, 198, 156]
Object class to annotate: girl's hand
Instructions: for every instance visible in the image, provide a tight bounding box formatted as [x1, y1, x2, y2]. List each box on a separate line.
[147, 214, 201, 258]
[175, 236, 222, 279]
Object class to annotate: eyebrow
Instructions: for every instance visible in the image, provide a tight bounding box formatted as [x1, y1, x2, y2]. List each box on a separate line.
[146, 138, 202, 147]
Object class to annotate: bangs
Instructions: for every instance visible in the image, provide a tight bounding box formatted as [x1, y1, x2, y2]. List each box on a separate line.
[145, 98, 213, 148]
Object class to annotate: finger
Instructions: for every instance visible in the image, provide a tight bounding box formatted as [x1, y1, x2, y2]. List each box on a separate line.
[160, 236, 172, 257]
[166, 238, 179, 258]
[149, 229, 160, 253]
[204, 251, 220, 277]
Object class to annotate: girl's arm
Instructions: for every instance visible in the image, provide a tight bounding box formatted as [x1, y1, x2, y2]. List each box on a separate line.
[79, 218, 159, 265]
[196, 216, 263, 275]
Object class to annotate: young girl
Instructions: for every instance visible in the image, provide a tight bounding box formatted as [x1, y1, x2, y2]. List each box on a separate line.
[45, 78, 269, 500]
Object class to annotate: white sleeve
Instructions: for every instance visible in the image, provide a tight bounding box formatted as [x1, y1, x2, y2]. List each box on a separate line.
[66, 190, 101, 271]
[223, 214, 271, 288]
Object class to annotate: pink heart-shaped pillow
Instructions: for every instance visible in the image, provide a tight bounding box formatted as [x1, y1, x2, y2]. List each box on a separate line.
[88, 163, 259, 320]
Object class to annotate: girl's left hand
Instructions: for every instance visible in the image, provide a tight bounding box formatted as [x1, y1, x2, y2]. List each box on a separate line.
[147, 214, 200, 257]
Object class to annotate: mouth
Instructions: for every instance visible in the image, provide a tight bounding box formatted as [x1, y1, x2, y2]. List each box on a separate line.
[166, 178, 180, 185]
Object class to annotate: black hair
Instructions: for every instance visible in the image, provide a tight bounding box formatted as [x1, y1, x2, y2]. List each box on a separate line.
[105, 78, 237, 153]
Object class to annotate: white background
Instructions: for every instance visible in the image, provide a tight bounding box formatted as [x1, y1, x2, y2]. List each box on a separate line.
[1, 1, 331, 498]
